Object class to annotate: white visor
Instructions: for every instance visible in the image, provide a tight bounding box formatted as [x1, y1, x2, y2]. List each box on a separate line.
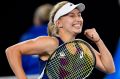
[53, 2, 85, 24]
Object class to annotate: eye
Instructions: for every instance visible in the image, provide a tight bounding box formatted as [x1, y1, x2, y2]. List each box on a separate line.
[68, 14, 75, 17]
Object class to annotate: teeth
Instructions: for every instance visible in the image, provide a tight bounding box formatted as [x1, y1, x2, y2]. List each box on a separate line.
[74, 25, 80, 26]
[73, 25, 81, 27]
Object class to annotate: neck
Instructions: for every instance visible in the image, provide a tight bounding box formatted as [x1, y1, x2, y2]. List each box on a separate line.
[59, 30, 76, 43]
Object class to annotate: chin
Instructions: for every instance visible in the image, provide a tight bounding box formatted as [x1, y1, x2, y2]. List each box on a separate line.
[73, 28, 82, 35]
[74, 31, 82, 35]
[76, 29, 82, 33]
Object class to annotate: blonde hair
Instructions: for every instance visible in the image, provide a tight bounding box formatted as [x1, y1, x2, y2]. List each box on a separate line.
[48, 1, 68, 36]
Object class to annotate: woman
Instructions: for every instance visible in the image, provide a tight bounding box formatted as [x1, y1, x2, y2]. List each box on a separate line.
[6, 1, 115, 79]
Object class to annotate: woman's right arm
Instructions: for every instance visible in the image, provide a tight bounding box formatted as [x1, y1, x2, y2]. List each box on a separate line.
[5, 36, 58, 79]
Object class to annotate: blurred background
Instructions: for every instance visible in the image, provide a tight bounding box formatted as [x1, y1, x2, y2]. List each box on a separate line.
[1, 0, 120, 79]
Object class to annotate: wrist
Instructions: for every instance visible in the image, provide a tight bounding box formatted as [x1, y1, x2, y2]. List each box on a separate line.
[94, 38, 101, 43]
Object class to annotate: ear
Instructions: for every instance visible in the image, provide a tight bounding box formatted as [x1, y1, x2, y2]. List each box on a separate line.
[56, 20, 63, 28]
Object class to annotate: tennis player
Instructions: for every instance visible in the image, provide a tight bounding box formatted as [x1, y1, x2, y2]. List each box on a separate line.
[6, 1, 115, 79]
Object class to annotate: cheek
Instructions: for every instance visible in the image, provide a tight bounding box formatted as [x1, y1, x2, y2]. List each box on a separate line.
[62, 19, 73, 27]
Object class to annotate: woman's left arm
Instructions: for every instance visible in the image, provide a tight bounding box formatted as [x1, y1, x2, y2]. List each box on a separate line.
[84, 28, 115, 73]
[93, 39, 115, 73]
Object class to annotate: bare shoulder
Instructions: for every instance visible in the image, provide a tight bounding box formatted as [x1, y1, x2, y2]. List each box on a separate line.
[34, 36, 59, 46]
[33, 36, 59, 52]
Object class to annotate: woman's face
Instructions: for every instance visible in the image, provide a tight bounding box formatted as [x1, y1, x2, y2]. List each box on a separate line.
[57, 8, 83, 35]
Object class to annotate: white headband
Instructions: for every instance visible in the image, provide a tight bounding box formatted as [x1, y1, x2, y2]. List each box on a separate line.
[53, 2, 85, 24]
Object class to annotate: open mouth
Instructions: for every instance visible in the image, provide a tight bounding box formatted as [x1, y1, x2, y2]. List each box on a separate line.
[72, 24, 81, 29]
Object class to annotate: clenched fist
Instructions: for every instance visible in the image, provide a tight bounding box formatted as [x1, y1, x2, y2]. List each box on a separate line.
[84, 28, 101, 43]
